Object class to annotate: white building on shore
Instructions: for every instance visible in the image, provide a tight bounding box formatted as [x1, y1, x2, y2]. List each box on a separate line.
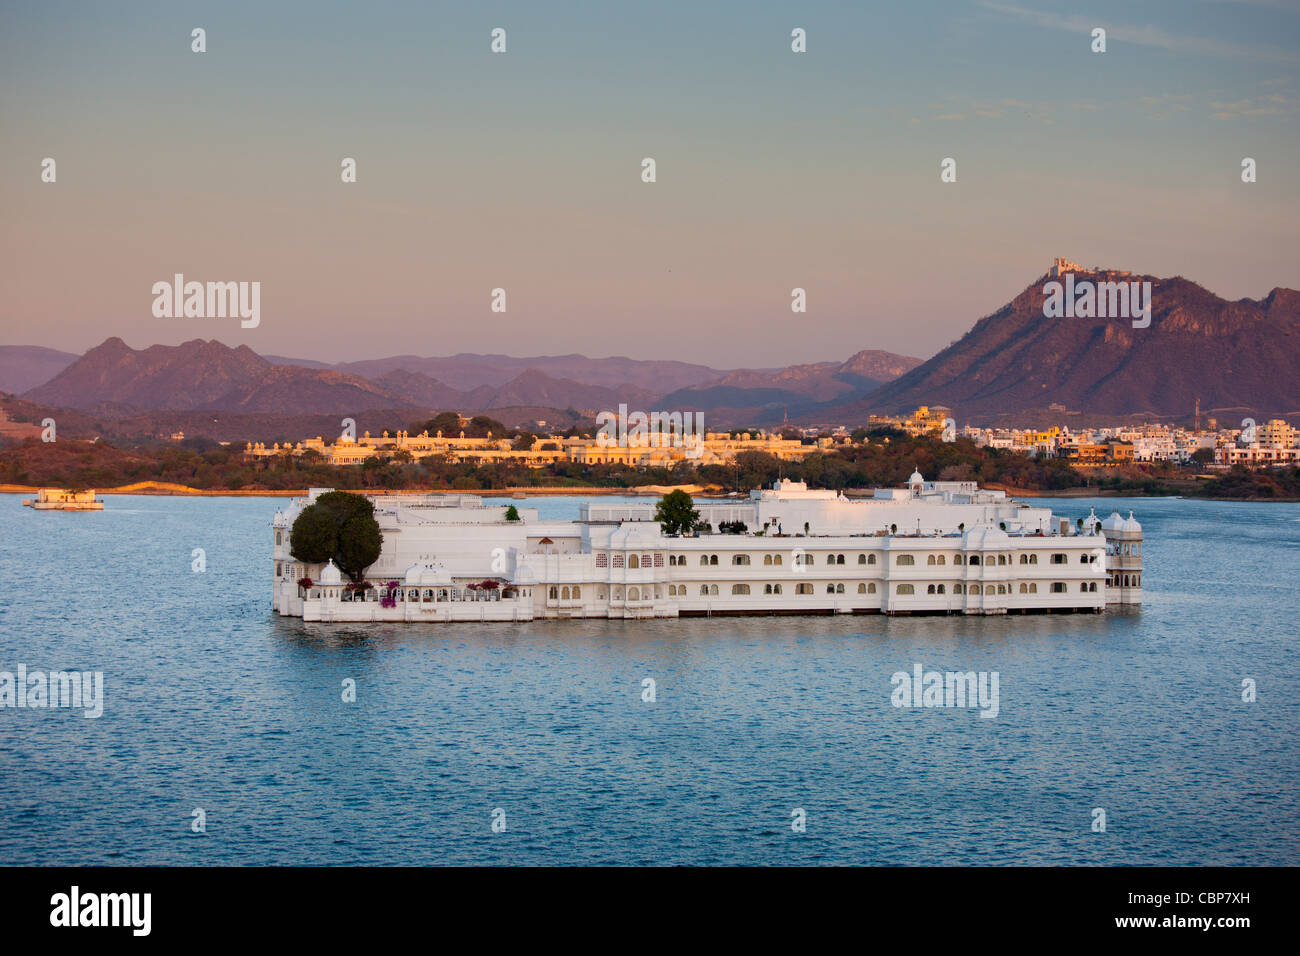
[270, 477, 1142, 623]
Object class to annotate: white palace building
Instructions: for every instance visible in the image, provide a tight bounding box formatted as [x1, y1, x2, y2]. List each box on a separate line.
[271, 476, 1143, 623]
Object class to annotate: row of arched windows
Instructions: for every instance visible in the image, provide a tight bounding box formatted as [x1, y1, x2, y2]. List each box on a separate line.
[647, 550, 1102, 570]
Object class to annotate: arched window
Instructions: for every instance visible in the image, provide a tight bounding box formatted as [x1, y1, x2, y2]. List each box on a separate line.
[1029, 583, 1037, 593]
[897, 554, 915, 566]
[763, 554, 772, 565]
[836, 554, 845, 565]
[927, 555, 937, 566]
[710, 555, 719, 566]
[936, 555, 946, 565]
[937, 584, 946, 594]
[796, 583, 813, 595]
[955, 554, 965, 565]
[997, 584, 1006, 594]
[700, 585, 709, 596]
[1051, 553, 1068, 565]
[561, 587, 570, 600]
[709, 584, 719, 595]
[699, 555, 709, 566]
[998, 554, 1007, 565]
[1020, 554, 1028, 564]
[572, 586, 581, 599]
[927, 584, 936, 594]
[628, 587, 640, 601]
[773, 554, 783, 566]
[826, 584, 835, 594]
[896, 584, 915, 595]
[826, 554, 835, 565]
[1051, 582, 1067, 593]
[732, 554, 750, 566]
[1019, 583, 1027, 593]
[835, 583, 844, 594]
[628, 554, 640, 569]
[549, 586, 558, 599]
[969, 555, 981, 566]
[857, 582, 867, 594]
[1030, 554, 1038, 564]
[772, 583, 782, 594]
[954, 583, 964, 594]
[732, 583, 750, 595]
[858, 554, 866, 564]
[764, 583, 773, 594]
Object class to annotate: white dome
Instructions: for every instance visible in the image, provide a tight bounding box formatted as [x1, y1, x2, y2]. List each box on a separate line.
[512, 566, 538, 586]
[1122, 511, 1142, 533]
[319, 559, 343, 585]
[908, 470, 924, 485]
[613, 526, 659, 549]
[1100, 509, 1126, 533]
[962, 525, 1010, 550]
[404, 562, 451, 587]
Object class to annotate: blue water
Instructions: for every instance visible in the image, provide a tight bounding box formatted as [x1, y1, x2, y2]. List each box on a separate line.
[0, 492, 1296, 865]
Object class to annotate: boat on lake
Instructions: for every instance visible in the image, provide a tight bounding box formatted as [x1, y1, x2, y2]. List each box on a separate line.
[22, 488, 104, 511]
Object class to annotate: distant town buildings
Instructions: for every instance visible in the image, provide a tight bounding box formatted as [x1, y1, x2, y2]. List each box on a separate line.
[961, 417, 1298, 468]
[246, 428, 830, 469]
[867, 405, 952, 437]
[236, 405, 1300, 472]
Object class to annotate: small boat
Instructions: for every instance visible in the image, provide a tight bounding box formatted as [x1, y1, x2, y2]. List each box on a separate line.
[22, 488, 104, 511]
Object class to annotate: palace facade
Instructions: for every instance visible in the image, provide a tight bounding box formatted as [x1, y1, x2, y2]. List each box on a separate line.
[271, 476, 1143, 623]
[246, 428, 822, 469]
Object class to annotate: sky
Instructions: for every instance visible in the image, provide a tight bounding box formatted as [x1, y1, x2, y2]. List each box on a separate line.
[1, 0, 1298, 369]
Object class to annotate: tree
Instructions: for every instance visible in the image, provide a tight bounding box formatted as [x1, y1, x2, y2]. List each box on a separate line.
[654, 490, 700, 536]
[505, 505, 520, 521]
[290, 491, 383, 582]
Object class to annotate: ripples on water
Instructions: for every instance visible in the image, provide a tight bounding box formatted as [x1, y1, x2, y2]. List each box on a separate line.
[0, 493, 1296, 865]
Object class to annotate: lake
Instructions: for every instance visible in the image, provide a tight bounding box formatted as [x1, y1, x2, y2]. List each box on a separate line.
[0, 493, 1296, 865]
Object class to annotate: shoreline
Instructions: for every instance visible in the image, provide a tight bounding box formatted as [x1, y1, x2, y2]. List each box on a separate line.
[2, 481, 1296, 502]
[0, 481, 727, 499]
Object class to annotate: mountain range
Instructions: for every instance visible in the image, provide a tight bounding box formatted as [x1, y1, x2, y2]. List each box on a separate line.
[847, 273, 1300, 420]
[4, 267, 1299, 429]
[8, 338, 921, 425]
